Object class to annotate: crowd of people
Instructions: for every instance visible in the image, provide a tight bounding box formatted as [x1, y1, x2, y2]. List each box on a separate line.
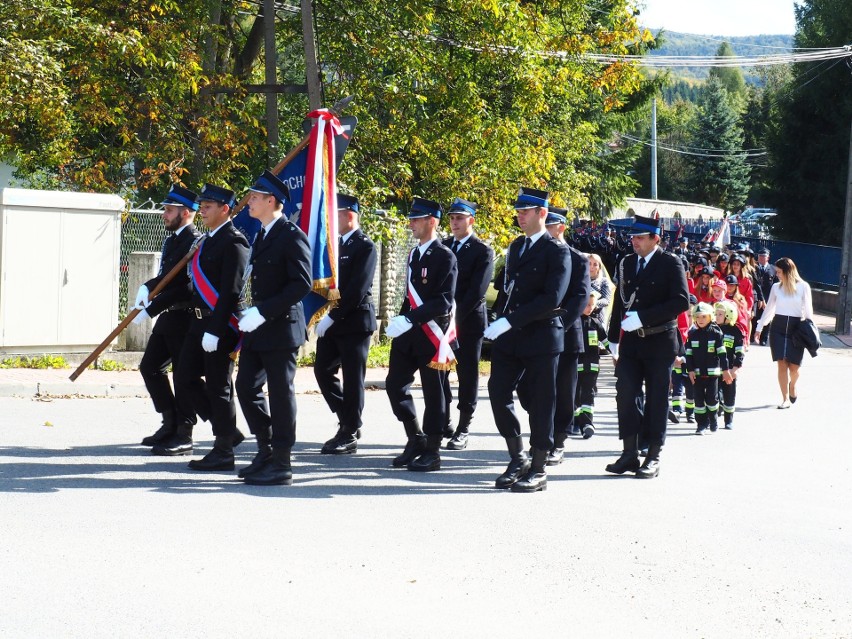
[132, 180, 815, 490]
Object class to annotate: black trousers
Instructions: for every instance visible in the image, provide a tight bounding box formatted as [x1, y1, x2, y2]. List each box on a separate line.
[720, 378, 737, 423]
[139, 331, 195, 424]
[488, 349, 559, 452]
[693, 377, 719, 428]
[517, 349, 579, 438]
[385, 340, 449, 438]
[615, 355, 674, 446]
[574, 368, 599, 427]
[236, 347, 298, 450]
[173, 329, 238, 440]
[443, 331, 484, 421]
[314, 331, 371, 432]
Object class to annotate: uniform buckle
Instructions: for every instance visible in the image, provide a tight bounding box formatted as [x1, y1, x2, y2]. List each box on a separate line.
[636, 327, 646, 338]
[194, 308, 202, 320]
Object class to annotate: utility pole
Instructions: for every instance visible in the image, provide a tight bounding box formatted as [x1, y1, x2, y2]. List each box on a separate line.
[651, 97, 658, 201]
[836, 118, 852, 334]
[301, 0, 323, 110]
[263, 0, 278, 167]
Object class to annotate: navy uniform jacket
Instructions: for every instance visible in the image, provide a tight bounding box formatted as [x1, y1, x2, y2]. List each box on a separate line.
[492, 234, 571, 357]
[442, 235, 494, 337]
[243, 217, 312, 351]
[397, 240, 458, 358]
[561, 245, 591, 353]
[608, 248, 690, 359]
[327, 229, 378, 336]
[145, 224, 201, 335]
[190, 220, 250, 341]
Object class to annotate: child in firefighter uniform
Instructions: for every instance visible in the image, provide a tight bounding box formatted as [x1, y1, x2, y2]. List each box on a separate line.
[574, 291, 611, 439]
[685, 302, 726, 435]
[715, 300, 744, 430]
[671, 294, 697, 422]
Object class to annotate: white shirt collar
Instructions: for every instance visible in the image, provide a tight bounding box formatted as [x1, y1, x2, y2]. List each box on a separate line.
[263, 215, 282, 236]
[341, 229, 357, 244]
[174, 224, 190, 236]
[417, 238, 436, 256]
[207, 221, 229, 237]
[453, 232, 473, 247]
[525, 229, 548, 246]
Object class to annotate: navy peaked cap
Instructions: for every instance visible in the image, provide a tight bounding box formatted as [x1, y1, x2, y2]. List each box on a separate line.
[545, 206, 568, 225]
[161, 185, 199, 211]
[337, 193, 360, 213]
[448, 198, 478, 216]
[409, 197, 443, 219]
[249, 170, 289, 204]
[197, 183, 236, 207]
[514, 187, 549, 210]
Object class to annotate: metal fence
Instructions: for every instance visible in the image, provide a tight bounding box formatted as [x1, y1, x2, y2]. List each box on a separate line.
[120, 202, 169, 315]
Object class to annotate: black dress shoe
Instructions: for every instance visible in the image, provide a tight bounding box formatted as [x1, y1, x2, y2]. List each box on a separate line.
[582, 425, 595, 439]
[151, 435, 193, 456]
[546, 447, 564, 466]
[446, 430, 469, 450]
[605, 452, 640, 475]
[392, 435, 426, 467]
[407, 450, 440, 472]
[668, 409, 680, 424]
[495, 456, 531, 489]
[636, 458, 660, 479]
[243, 453, 293, 486]
[187, 447, 235, 471]
[238, 450, 272, 478]
[510, 469, 547, 492]
[141, 424, 176, 447]
[322, 433, 358, 455]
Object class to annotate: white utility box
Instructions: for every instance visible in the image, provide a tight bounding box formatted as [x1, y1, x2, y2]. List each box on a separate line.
[0, 188, 124, 354]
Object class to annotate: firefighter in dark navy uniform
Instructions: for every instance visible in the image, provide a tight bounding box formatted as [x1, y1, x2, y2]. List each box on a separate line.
[133, 185, 203, 448]
[154, 183, 250, 470]
[441, 197, 494, 450]
[234, 170, 312, 485]
[486, 188, 570, 493]
[314, 193, 378, 455]
[385, 197, 458, 473]
[605, 214, 690, 479]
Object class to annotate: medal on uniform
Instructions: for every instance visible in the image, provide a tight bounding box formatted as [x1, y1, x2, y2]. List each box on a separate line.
[421, 267, 427, 284]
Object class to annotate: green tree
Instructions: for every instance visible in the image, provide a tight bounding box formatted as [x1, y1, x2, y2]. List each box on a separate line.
[766, 0, 852, 245]
[685, 77, 751, 212]
[707, 42, 747, 112]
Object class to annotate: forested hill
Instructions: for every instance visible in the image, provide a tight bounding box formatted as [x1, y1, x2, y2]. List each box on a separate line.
[645, 31, 794, 85]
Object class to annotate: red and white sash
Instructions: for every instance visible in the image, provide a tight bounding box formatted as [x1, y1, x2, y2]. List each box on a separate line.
[407, 248, 457, 370]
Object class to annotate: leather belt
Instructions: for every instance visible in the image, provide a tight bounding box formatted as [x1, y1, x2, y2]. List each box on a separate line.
[192, 307, 214, 319]
[636, 320, 677, 338]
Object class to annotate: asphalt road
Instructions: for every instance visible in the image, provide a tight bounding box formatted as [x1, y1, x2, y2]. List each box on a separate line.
[1, 343, 851, 638]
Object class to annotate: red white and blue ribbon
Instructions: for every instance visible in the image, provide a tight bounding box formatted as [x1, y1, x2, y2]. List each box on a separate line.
[406, 248, 457, 370]
[299, 108, 343, 326]
[190, 242, 242, 354]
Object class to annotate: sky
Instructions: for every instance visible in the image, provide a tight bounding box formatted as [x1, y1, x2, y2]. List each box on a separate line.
[638, 0, 797, 37]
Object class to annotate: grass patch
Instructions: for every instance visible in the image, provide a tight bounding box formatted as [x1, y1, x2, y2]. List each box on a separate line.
[0, 355, 68, 369]
[96, 359, 129, 372]
[367, 339, 392, 367]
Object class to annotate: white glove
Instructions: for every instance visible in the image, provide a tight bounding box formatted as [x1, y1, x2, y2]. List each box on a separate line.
[238, 306, 266, 333]
[134, 285, 151, 309]
[621, 311, 643, 332]
[610, 343, 619, 360]
[385, 315, 413, 338]
[201, 332, 219, 353]
[131, 309, 150, 325]
[483, 317, 512, 340]
[316, 314, 334, 338]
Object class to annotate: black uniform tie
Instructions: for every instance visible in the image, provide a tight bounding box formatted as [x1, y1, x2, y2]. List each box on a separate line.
[520, 237, 532, 257]
[637, 256, 646, 277]
[452, 239, 460, 254]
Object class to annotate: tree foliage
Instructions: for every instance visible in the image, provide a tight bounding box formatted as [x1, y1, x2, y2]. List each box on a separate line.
[766, 0, 852, 245]
[685, 77, 751, 212]
[0, 1, 654, 247]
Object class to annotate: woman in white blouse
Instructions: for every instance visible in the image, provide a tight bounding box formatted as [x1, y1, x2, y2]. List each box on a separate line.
[754, 257, 814, 409]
